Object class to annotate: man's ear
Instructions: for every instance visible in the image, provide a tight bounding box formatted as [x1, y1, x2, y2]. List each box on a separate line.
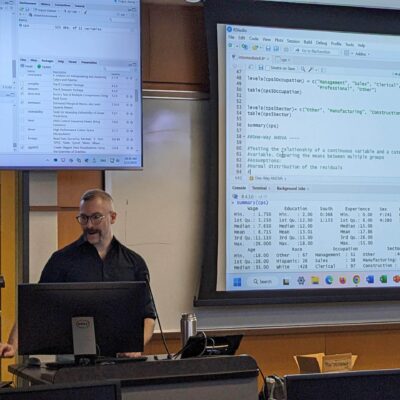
[110, 211, 117, 224]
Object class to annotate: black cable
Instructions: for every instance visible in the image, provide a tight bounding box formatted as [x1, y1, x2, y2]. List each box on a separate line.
[144, 274, 172, 359]
[172, 331, 207, 359]
[256, 363, 268, 400]
[258, 364, 266, 381]
[198, 331, 208, 357]
[172, 338, 193, 359]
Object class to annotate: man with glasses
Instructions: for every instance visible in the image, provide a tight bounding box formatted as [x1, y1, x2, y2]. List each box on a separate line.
[0, 189, 155, 358]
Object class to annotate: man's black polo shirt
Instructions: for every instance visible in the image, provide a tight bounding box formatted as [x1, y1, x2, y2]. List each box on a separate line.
[39, 236, 156, 319]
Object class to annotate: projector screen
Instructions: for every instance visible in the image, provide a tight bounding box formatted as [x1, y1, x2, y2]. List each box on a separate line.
[0, 0, 142, 169]
[197, 0, 400, 305]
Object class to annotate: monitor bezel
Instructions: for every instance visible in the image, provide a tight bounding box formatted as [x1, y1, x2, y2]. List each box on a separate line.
[18, 281, 146, 357]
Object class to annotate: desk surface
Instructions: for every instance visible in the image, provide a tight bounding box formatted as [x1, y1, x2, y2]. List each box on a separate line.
[9, 355, 259, 386]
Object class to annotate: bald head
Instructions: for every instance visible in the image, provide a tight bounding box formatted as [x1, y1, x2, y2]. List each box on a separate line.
[80, 189, 115, 211]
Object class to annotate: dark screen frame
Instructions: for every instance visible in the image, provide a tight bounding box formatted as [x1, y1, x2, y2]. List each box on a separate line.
[18, 282, 146, 356]
[285, 369, 400, 400]
[196, 0, 400, 306]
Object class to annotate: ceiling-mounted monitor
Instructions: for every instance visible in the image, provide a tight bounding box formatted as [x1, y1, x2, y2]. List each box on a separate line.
[0, 0, 142, 169]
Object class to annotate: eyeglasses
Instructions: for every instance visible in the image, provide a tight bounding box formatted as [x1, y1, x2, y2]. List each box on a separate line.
[76, 213, 106, 225]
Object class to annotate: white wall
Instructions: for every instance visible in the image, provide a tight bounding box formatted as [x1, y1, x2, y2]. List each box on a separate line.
[29, 172, 58, 283]
[107, 98, 208, 331]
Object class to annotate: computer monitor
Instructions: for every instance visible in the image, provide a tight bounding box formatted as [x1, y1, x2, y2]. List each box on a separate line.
[285, 369, 400, 400]
[18, 282, 146, 358]
[0, 380, 121, 400]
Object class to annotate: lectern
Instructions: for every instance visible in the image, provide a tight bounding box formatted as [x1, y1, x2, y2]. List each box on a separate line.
[9, 355, 259, 400]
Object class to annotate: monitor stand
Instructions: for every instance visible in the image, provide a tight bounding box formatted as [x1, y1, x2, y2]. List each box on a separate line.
[71, 316, 97, 365]
[43, 316, 146, 370]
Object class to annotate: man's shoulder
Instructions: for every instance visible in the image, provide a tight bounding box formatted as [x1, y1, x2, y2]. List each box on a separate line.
[50, 237, 86, 259]
[40, 237, 88, 282]
[112, 237, 146, 264]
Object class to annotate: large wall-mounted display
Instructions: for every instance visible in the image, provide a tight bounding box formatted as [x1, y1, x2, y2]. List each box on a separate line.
[0, 0, 142, 169]
[197, 0, 400, 305]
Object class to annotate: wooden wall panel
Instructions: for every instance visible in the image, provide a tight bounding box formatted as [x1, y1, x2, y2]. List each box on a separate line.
[239, 333, 326, 376]
[145, 336, 181, 356]
[57, 171, 103, 208]
[326, 331, 400, 371]
[57, 171, 103, 249]
[0, 172, 18, 381]
[58, 211, 83, 249]
[142, 4, 208, 91]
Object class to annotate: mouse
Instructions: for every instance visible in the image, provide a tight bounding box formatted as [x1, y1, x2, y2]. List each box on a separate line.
[27, 357, 41, 367]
